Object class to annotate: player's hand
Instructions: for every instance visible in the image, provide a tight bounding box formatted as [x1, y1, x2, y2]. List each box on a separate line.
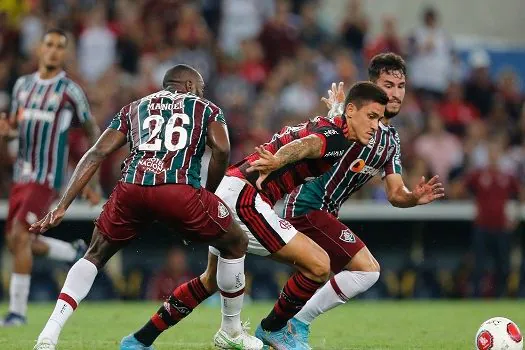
[29, 207, 66, 234]
[413, 175, 445, 205]
[321, 82, 345, 109]
[81, 185, 102, 206]
[0, 113, 12, 137]
[246, 146, 281, 174]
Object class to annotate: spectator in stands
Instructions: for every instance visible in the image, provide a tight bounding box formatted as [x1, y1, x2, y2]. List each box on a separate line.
[298, 1, 325, 49]
[340, 0, 368, 59]
[464, 49, 496, 118]
[439, 82, 480, 136]
[364, 15, 403, 62]
[258, 0, 299, 68]
[146, 248, 195, 301]
[408, 7, 452, 99]
[465, 138, 522, 297]
[414, 112, 463, 183]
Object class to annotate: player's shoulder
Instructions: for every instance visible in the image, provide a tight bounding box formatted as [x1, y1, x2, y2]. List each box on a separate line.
[13, 73, 35, 88]
[63, 76, 86, 95]
[185, 94, 222, 113]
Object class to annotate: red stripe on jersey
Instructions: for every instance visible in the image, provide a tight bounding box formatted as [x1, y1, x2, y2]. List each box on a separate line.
[29, 121, 41, 174]
[177, 99, 205, 184]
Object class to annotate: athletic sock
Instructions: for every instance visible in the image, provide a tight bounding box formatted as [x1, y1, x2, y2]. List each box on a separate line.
[217, 255, 246, 337]
[40, 236, 77, 262]
[37, 259, 98, 345]
[295, 271, 380, 325]
[8, 273, 31, 317]
[134, 277, 212, 346]
[261, 272, 322, 332]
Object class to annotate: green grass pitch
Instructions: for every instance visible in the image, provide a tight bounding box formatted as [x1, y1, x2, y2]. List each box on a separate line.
[1, 300, 524, 349]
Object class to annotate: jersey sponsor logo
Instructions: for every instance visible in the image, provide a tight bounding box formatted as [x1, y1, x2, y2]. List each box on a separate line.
[339, 229, 356, 243]
[279, 219, 293, 230]
[137, 158, 166, 174]
[20, 109, 55, 122]
[350, 159, 365, 172]
[476, 330, 493, 350]
[325, 150, 345, 157]
[218, 202, 229, 219]
[361, 165, 380, 176]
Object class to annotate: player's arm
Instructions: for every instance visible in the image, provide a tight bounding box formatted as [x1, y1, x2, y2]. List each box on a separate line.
[29, 129, 127, 233]
[0, 78, 23, 140]
[246, 134, 325, 174]
[206, 121, 230, 193]
[384, 174, 444, 207]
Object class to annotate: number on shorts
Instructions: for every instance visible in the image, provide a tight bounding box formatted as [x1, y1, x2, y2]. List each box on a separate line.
[138, 113, 190, 152]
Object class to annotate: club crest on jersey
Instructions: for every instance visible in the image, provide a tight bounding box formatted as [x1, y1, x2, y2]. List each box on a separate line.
[339, 229, 356, 243]
[367, 137, 375, 148]
[218, 202, 229, 219]
[279, 219, 293, 230]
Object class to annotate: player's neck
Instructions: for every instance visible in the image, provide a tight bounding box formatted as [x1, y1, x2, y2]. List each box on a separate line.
[38, 66, 63, 80]
[382, 118, 391, 126]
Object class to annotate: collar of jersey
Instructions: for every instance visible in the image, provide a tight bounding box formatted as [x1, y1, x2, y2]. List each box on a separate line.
[333, 115, 349, 138]
[34, 71, 66, 85]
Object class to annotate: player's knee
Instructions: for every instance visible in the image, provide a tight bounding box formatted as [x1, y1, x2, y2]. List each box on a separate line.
[200, 272, 218, 293]
[222, 228, 248, 259]
[308, 248, 330, 282]
[7, 221, 31, 253]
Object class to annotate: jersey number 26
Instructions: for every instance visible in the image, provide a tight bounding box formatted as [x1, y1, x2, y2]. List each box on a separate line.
[138, 113, 189, 152]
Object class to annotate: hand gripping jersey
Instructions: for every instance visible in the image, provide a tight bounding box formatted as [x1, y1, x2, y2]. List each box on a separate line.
[284, 122, 402, 218]
[226, 116, 351, 204]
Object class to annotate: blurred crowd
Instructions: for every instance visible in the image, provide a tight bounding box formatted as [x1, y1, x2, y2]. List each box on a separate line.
[0, 0, 524, 200]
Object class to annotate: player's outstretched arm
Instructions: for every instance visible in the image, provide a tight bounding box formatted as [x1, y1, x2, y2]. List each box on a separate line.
[384, 174, 445, 208]
[206, 121, 230, 193]
[247, 134, 324, 174]
[29, 129, 127, 233]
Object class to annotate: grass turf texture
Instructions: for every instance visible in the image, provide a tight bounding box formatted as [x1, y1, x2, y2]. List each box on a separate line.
[1, 301, 524, 349]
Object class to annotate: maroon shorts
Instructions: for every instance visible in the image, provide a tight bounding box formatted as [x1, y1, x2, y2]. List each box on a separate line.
[95, 181, 233, 243]
[288, 210, 366, 273]
[6, 182, 57, 234]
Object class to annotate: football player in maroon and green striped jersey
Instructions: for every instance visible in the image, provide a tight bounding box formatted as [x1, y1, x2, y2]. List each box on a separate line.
[281, 54, 445, 348]
[31, 65, 263, 350]
[0, 28, 101, 327]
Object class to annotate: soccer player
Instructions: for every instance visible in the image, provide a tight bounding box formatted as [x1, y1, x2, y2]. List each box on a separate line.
[31, 64, 262, 350]
[280, 53, 445, 348]
[0, 28, 101, 327]
[125, 82, 389, 350]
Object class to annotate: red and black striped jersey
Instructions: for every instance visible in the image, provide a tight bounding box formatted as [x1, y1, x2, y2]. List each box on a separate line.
[226, 115, 350, 204]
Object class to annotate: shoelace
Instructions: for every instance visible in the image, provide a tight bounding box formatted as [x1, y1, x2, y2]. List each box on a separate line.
[241, 319, 252, 333]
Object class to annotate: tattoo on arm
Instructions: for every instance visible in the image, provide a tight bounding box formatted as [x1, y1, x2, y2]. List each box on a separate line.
[274, 135, 324, 166]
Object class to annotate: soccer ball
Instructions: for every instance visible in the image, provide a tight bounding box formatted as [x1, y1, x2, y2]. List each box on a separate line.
[476, 317, 523, 350]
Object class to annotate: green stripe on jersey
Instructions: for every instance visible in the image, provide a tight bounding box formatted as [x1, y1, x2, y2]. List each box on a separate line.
[125, 99, 151, 183]
[36, 122, 50, 183]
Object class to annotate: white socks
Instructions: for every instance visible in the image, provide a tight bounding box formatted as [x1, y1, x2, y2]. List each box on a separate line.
[295, 271, 380, 325]
[37, 258, 98, 345]
[217, 255, 246, 337]
[40, 236, 78, 262]
[9, 273, 31, 316]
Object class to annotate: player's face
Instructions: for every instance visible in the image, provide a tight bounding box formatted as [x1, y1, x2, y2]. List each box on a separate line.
[345, 101, 385, 145]
[39, 33, 67, 70]
[374, 70, 406, 118]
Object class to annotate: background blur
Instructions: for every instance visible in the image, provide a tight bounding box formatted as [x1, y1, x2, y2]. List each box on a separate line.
[1, 0, 525, 303]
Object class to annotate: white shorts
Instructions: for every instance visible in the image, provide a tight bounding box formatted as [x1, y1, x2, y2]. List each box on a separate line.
[211, 176, 298, 256]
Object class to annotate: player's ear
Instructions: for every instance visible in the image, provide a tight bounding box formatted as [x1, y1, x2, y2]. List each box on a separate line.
[185, 80, 193, 94]
[345, 103, 355, 118]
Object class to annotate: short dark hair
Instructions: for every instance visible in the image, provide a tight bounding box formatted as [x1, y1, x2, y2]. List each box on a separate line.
[368, 53, 407, 82]
[162, 64, 200, 89]
[43, 28, 68, 45]
[344, 81, 389, 110]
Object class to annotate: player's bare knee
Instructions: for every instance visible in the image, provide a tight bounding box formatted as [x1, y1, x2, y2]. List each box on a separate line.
[308, 248, 330, 282]
[199, 272, 218, 293]
[7, 221, 31, 253]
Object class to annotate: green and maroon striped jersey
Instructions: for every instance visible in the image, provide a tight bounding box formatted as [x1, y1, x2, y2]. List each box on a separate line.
[283, 123, 402, 218]
[109, 90, 225, 188]
[10, 71, 92, 190]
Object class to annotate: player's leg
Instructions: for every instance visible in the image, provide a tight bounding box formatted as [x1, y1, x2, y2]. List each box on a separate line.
[3, 219, 33, 326]
[131, 250, 219, 348]
[31, 235, 86, 264]
[34, 227, 125, 349]
[287, 211, 380, 346]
